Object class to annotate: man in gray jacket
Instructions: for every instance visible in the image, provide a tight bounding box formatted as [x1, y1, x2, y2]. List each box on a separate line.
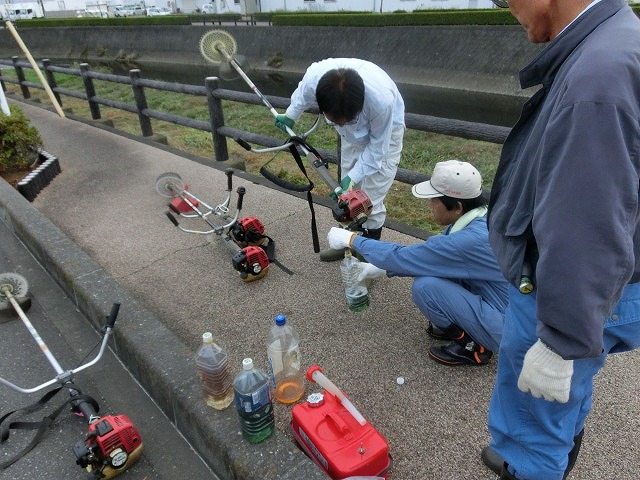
[483, 0, 640, 479]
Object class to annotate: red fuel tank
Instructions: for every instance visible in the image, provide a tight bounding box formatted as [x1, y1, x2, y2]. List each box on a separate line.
[290, 391, 391, 479]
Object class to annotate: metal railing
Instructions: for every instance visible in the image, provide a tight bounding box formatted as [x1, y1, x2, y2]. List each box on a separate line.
[0, 56, 510, 187]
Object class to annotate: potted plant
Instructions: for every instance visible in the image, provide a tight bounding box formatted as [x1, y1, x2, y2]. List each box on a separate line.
[0, 104, 60, 201]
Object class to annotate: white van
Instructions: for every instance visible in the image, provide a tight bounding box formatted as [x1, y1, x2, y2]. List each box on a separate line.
[201, 4, 216, 14]
[5, 8, 38, 20]
[113, 5, 145, 16]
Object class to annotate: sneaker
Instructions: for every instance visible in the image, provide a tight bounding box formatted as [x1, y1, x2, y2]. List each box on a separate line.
[481, 446, 503, 476]
[426, 322, 454, 340]
[428, 340, 493, 366]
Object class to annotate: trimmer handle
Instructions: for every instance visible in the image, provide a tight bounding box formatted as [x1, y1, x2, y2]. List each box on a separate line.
[105, 302, 121, 329]
[225, 168, 234, 191]
[166, 211, 179, 227]
[236, 187, 246, 211]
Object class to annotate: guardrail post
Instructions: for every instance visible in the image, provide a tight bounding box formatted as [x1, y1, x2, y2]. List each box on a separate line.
[12, 55, 30, 99]
[41, 59, 62, 106]
[205, 76, 228, 162]
[129, 69, 153, 137]
[79, 63, 101, 120]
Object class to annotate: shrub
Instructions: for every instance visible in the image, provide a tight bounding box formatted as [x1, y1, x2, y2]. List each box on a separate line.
[0, 105, 43, 172]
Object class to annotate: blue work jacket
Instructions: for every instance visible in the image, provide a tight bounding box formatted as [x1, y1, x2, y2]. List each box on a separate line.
[488, 0, 640, 358]
[352, 217, 508, 315]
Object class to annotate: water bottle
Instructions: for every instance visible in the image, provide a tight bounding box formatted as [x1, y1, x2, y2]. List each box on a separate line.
[340, 250, 370, 312]
[233, 358, 274, 444]
[195, 332, 233, 410]
[267, 314, 305, 404]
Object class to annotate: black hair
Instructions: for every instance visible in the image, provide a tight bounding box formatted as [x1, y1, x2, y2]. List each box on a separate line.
[438, 192, 488, 214]
[315, 68, 365, 122]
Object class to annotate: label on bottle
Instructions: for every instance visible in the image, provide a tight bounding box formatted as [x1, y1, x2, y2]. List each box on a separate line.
[235, 383, 272, 413]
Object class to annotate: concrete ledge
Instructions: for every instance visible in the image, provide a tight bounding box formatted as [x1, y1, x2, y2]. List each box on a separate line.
[0, 177, 326, 480]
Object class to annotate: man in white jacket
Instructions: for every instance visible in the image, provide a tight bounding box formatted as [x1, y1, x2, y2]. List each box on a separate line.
[276, 58, 405, 261]
[328, 160, 508, 366]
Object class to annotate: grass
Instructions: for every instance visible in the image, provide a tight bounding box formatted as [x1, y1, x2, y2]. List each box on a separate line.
[1, 65, 503, 234]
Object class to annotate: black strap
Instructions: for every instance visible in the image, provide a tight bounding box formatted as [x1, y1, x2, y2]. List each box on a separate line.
[1, 387, 98, 470]
[259, 137, 321, 253]
[260, 236, 294, 276]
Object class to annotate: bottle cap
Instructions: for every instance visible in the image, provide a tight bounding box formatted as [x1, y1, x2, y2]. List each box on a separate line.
[274, 314, 286, 326]
[242, 358, 253, 370]
[202, 332, 213, 343]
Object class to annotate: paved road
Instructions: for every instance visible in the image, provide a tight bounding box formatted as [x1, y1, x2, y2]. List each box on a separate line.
[0, 216, 217, 479]
[1, 98, 639, 479]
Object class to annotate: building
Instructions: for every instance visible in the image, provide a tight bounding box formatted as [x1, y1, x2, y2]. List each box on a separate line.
[0, 0, 496, 19]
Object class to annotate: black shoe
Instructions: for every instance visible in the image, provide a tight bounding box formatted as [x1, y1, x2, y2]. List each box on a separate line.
[360, 226, 383, 240]
[429, 340, 493, 366]
[319, 248, 346, 262]
[426, 322, 454, 340]
[481, 446, 503, 476]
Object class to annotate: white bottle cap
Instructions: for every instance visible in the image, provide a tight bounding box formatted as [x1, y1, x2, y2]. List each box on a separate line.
[242, 358, 253, 370]
[202, 332, 213, 343]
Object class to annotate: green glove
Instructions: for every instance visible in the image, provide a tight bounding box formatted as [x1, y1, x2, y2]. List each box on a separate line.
[330, 176, 354, 201]
[340, 175, 354, 192]
[274, 114, 294, 133]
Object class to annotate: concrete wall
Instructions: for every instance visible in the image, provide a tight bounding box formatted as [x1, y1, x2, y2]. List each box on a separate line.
[0, 25, 544, 124]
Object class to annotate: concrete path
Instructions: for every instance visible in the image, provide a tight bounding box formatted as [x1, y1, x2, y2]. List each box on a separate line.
[1, 98, 638, 479]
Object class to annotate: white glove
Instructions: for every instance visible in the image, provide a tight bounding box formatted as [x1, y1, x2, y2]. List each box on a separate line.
[517, 339, 573, 403]
[357, 263, 386, 282]
[327, 227, 355, 250]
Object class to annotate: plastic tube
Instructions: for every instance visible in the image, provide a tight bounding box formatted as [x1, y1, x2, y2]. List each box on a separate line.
[306, 365, 366, 426]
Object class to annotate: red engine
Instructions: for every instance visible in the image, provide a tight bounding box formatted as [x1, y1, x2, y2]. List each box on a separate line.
[332, 189, 373, 227]
[74, 414, 144, 479]
[231, 245, 270, 282]
[231, 216, 266, 246]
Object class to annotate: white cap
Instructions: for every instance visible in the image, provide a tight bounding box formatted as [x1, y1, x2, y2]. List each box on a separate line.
[242, 358, 253, 370]
[412, 160, 482, 200]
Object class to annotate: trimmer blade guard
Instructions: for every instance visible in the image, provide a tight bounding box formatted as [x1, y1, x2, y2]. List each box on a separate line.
[169, 192, 199, 213]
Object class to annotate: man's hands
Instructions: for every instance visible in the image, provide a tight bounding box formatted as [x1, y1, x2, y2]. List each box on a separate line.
[327, 227, 355, 250]
[518, 339, 574, 403]
[275, 114, 294, 133]
[358, 263, 386, 282]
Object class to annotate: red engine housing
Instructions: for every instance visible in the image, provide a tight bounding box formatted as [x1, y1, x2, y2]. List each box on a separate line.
[89, 414, 142, 463]
[332, 189, 373, 226]
[232, 216, 266, 246]
[231, 245, 270, 282]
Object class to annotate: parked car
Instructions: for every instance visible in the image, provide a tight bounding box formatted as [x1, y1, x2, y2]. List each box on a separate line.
[146, 7, 172, 15]
[113, 5, 145, 16]
[201, 3, 216, 14]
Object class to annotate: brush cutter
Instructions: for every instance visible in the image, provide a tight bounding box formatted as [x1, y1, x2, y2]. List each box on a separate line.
[155, 168, 270, 282]
[0, 273, 143, 479]
[198, 30, 373, 251]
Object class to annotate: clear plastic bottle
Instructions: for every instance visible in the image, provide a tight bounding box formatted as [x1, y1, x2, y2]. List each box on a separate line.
[266, 314, 305, 404]
[195, 332, 234, 410]
[340, 250, 370, 312]
[232, 358, 274, 444]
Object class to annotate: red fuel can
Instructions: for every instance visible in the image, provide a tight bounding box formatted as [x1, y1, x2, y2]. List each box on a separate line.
[290, 391, 391, 479]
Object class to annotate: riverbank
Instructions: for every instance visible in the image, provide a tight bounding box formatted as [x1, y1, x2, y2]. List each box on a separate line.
[0, 24, 543, 125]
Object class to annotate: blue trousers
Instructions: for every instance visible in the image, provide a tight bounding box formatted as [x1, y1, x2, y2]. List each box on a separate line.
[488, 283, 640, 480]
[412, 276, 503, 352]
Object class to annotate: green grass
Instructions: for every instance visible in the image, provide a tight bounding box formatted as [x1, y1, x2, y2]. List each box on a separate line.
[2, 66, 503, 233]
